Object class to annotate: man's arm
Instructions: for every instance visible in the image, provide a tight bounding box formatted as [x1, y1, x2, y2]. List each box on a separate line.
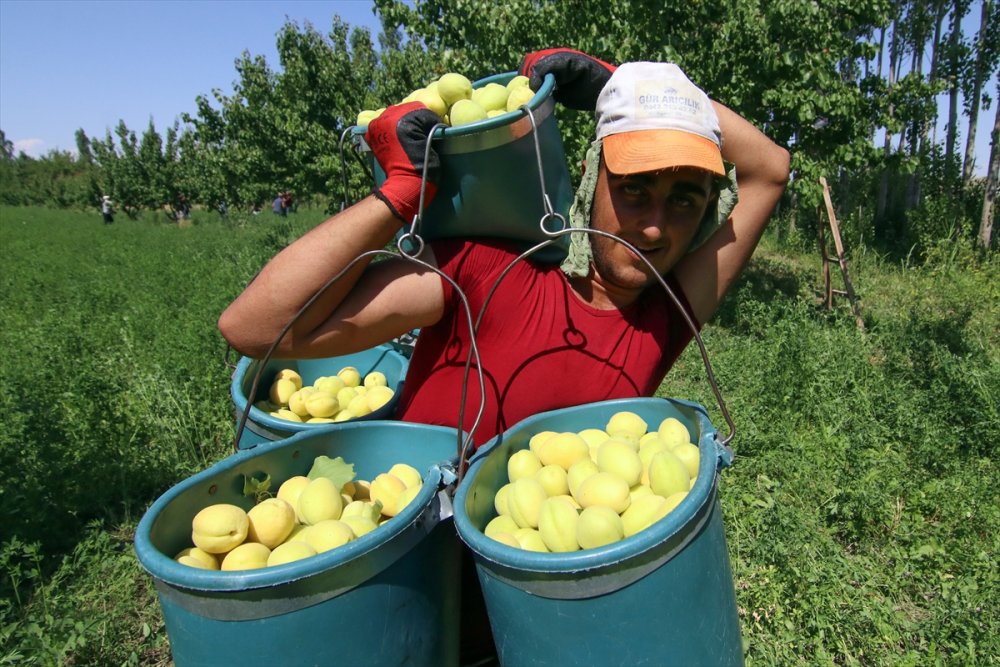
[218, 195, 445, 359]
[218, 103, 448, 359]
[673, 102, 790, 325]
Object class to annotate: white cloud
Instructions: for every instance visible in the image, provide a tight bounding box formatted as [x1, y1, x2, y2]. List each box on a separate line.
[13, 138, 46, 156]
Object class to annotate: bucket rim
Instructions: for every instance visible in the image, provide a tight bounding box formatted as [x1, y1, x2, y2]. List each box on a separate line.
[135, 421, 460, 593]
[453, 397, 721, 574]
[350, 71, 556, 142]
[229, 343, 409, 435]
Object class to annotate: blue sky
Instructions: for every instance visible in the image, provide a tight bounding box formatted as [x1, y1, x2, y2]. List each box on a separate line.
[0, 0, 994, 175]
[0, 0, 384, 156]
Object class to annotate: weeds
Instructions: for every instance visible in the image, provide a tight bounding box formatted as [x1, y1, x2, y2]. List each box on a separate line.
[1, 207, 998, 664]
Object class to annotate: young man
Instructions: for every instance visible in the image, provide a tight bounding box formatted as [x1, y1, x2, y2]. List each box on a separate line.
[218, 50, 790, 447]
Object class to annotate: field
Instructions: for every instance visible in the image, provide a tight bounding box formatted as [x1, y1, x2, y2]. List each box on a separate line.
[1, 205, 998, 665]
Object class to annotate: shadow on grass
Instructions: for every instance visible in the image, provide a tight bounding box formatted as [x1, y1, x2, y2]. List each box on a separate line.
[713, 255, 810, 330]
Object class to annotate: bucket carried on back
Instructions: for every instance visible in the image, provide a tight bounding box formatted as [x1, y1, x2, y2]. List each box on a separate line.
[352, 71, 574, 263]
[453, 397, 743, 667]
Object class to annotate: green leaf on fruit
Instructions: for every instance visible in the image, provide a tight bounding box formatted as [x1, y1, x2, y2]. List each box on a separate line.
[242, 473, 272, 502]
[307, 455, 356, 491]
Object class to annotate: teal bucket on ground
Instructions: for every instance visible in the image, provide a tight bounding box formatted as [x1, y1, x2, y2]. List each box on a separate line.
[230, 343, 409, 449]
[356, 72, 573, 263]
[135, 421, 463, 667]
[453, 397, 743, 667]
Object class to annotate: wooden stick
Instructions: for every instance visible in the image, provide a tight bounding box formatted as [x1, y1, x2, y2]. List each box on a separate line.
[819, 177, 865, 331]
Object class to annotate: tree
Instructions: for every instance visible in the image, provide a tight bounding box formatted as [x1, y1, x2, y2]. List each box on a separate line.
[0, 129, 13, 160]
[963, 0, 998, 183]
[979, 96, 999, 248]
[138, 118, 168, 212]
[943, 0, 972, 177]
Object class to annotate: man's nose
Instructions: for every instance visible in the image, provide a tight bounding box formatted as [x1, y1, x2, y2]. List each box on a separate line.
[637, 202, 669, 238]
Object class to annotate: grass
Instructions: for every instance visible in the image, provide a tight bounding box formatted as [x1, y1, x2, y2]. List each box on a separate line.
[1, 205, 998, 665]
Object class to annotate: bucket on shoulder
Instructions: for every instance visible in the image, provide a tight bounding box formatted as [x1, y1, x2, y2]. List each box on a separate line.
[353, 71, 574, 264]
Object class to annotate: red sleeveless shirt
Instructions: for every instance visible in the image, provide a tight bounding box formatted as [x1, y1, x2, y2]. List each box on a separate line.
[396, 239, 699, 446]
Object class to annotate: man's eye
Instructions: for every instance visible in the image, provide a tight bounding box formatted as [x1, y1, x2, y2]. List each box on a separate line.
[621, 182, 644, 196]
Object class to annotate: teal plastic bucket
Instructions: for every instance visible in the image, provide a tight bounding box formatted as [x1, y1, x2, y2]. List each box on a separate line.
[230, 343, 409, 449]
[357, 72, 573, 263]
[135, 421, 463, 667]
[453, 397, 743, 666]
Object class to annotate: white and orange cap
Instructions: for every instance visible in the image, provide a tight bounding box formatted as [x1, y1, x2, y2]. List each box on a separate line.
[596, 62, 724, 177]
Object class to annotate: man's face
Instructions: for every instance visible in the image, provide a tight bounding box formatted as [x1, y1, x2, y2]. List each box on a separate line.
[588, 159, 717, 293]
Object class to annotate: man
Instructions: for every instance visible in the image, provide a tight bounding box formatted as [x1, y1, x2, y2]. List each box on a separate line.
[101, 195, 114, 224]
[218, 49, 790, 447]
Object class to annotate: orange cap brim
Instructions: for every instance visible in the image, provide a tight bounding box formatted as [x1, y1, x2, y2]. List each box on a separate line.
[603, 129, 724, 176]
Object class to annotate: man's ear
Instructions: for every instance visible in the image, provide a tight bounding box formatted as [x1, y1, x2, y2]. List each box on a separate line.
[580, 159, 587, 177]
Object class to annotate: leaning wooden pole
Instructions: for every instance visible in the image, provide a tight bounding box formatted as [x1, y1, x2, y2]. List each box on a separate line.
[819, 177, 865, 331]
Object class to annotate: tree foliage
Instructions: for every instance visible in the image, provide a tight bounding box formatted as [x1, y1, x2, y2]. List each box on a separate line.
[0, 1, 995, 253]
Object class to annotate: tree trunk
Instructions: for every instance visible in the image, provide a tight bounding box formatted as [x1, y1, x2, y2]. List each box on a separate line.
[963, 0, 992, 183]
[906, 25, 925, 212]
[872, 26, 887, 144]
[945, 0, 965, 175]
[929, 2, 946, 145]
[876, 17, 901, 231]
[978, 100, 999, 249]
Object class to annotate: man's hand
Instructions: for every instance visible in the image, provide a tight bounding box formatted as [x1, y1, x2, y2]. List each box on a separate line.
[365, 102, 443, 224]
[519, 48, 617, 111]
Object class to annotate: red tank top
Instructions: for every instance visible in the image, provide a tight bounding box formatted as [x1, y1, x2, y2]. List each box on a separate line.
[396, 239, 699, 446]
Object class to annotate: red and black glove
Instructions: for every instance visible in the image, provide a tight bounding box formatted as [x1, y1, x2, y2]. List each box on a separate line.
[519, 48, 617, 111]
[364, 102, 442, 224]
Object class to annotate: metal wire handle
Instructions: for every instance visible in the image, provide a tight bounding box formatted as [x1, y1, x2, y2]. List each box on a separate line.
[233, 245, 488, 459]
[467, 104, 737, 451]
[241, 100, 736, 474]
[235, 122, 487, 464]
[473, 228, 737, 451]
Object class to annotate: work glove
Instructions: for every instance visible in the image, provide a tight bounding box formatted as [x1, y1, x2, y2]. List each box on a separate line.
[365, 102, 442, 224]
[519, 48, 617, 111]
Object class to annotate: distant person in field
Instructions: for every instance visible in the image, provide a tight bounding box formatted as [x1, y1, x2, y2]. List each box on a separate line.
[282, 190, 294, 214]
[101, 195, 114, 224]
[272, 192, 287, 217]
[219, 49, 790, 447]
[178, 194, 191, 220]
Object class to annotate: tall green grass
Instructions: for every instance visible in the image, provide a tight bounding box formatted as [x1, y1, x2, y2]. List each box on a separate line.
[1, 206, 997, 664]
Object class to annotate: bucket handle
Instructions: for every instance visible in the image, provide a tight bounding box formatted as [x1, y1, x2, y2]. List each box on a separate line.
[524, 98, 736, 449]
[449, 102, 735, 476]
[472, 229, 736, 451]
[231, 244, 488, 461]
[458, 105, 737, 453]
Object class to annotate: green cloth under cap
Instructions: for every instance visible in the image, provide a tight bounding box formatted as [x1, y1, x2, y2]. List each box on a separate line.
[559, 139, 740, 278]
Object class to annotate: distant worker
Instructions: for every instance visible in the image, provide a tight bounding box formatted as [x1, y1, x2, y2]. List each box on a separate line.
[101, 195, 114, 224]
[178, 194, 191, 220]
[272, 193, 287, 217]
